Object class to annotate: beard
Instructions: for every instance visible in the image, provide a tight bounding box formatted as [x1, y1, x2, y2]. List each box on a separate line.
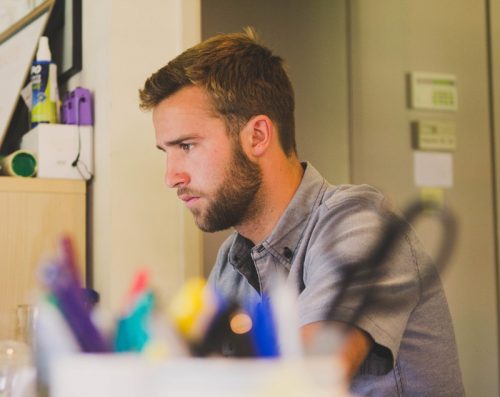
[180, 141, 262, 232]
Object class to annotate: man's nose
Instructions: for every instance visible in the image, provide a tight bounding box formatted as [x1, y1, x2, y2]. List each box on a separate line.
[164, 157, 190, 188]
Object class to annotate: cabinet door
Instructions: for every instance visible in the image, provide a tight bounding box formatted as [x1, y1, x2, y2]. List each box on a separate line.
[0, 177, 85, 339]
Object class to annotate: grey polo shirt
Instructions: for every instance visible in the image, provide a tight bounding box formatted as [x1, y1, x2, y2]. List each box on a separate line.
[209, 162, 464, 396]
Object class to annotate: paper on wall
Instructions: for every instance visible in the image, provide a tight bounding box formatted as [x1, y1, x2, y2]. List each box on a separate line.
[414, 151, 453, 188]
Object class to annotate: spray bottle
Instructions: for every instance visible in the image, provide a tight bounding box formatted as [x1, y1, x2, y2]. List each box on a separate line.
[30, 36, 59, 127]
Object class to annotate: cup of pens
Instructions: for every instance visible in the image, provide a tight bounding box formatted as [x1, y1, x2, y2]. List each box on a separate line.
[34, 235, 349, 397]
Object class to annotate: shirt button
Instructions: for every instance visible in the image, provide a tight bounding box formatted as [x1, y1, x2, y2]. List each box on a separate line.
[283, 247, 293, 260]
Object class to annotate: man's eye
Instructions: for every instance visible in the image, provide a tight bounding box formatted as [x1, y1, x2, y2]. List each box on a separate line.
[180, 143, 192, 152]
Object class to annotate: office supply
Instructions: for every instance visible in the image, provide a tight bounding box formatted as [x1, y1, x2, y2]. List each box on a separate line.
[50, 355, 350, 397]
[114, 269, 154, 352]
[142, 311, 188, 359]
[193, 300, 256, 357]
[248, 297, 278, 357]
[81, 288, 100, 310]
[61, 87, 93, 126]
[59, 235, 82, 286]
[32, 236, 356, 394]
[115, 291, 155, 353]
[0, 150, 37, 177]
[268, 275, 303, 358]
[41, 263, 107, 353]
[39, 237, 108, 353]
[35, 296, 80, 387]
[30, 36, 59, 126]
[168, 278, 215, 341]
[120, 269, 149, 313]
[20, 123, 93, 180]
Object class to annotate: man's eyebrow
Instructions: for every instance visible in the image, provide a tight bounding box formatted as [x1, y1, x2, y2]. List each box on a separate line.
[156, 135, 198, 150]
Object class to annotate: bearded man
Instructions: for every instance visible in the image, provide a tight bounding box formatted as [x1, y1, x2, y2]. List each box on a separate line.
[139, 29, 464, 397]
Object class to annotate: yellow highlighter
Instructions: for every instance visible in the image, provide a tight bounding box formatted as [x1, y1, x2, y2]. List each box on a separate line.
[168, 278, 217, 342]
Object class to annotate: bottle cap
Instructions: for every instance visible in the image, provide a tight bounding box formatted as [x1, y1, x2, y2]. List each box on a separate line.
[36, 36, 51, 62]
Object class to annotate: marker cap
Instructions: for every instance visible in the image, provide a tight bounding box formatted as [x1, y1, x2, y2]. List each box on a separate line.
[36, 36, 51, 62]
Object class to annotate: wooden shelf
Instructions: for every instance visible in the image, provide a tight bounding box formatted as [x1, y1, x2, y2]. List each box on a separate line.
[0, 176, 85, 193]
[0, 177, 86, 339]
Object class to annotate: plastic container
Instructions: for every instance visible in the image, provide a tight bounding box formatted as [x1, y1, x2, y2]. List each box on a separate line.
[30, 36, 59, 127]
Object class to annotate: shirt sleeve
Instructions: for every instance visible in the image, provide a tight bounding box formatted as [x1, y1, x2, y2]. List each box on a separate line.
[297, 185, 421, 366]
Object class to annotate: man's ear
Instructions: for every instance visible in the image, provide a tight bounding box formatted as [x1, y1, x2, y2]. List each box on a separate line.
[241, 115, 273, 157]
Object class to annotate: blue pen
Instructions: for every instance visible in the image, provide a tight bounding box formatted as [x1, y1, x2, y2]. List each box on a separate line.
[247, 296, 279, 358]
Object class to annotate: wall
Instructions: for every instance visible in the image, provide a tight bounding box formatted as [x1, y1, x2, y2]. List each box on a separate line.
[73, 0, 203, 312]
[201, 0, 349, 274]
[349, 1, 499, 395]
[491, 0, 500, 376]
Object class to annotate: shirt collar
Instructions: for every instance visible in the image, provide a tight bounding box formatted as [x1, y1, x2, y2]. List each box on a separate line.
[229, 162, 328, 270]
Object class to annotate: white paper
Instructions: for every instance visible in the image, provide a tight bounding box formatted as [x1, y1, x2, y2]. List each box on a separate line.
[414, 151, 453, 188]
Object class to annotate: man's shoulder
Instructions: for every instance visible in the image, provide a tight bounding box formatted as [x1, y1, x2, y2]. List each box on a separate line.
[291, 164, 391, 227]
[321, 183, 389, 213]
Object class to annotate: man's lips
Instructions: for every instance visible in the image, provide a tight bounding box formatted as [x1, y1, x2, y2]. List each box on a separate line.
[178, 193, 201, 207]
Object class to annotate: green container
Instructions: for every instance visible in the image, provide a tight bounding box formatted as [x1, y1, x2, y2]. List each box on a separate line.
[0, 150, 37, 177]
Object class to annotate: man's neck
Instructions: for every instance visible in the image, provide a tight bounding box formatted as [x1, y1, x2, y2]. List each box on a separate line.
[236, 157, 304, 244]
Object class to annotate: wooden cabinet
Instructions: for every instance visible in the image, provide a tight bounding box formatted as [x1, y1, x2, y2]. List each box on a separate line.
[0, 177, 86, 339]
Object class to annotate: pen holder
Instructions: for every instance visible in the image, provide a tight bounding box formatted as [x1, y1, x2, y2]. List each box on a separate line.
[50, 355, 350, 397]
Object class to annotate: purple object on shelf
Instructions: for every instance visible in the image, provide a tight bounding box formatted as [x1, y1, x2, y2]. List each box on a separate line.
[61, 87, 93, 125]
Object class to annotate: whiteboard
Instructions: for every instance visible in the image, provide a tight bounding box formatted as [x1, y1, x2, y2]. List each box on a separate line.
[0, 1, 53, 147]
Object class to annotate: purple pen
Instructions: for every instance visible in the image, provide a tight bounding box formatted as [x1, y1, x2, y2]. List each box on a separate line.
[59, 235, 82, 288]
[40, 261, 108, 353]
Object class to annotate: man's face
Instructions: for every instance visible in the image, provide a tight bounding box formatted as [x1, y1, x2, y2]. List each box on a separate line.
[153, 85, 262, 232]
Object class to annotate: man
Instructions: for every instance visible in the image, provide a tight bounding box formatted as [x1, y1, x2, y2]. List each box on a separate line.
[139, 29, 464, 396]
